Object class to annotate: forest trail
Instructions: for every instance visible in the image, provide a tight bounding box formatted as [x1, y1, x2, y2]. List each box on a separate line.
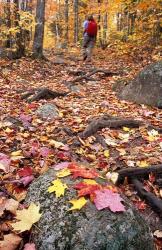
[0, 49, 162, 247]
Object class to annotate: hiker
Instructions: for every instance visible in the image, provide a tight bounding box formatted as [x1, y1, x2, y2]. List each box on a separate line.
[82, 15, 97, 62]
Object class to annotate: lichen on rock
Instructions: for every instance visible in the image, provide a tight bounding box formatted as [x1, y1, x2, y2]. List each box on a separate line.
[119, 61, 162, 108]
[26, 169, 155, 250]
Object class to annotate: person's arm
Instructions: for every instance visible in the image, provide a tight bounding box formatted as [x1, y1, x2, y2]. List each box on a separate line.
[83, 20, 88, 34]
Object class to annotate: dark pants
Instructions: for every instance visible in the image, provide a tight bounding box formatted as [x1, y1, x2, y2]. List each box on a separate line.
[82, 35, 96, 60]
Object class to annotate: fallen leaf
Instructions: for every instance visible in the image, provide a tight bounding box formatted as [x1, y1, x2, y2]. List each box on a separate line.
[53, 162, 71, 170]
[69, 197, 87, 211]
[23, 243, 36, 250]
[105, 137, 117, 146]
[20, 175, 34, 186]
[104, 150, 110, 158]
[118, 133, 130, 142]
[154, 230, 162, 238]
[0, 153, 11, 173]
[11, 203, 42, 233]
[11, 150, 22, 157]
[49, 140, 65, 148]
[83, 179, 97, 185]
[40, 147, 51, 157]
[94, 189, 125, 212]
[56, 168, 71, 178]
[48, 179, 68, 198]
[136, 160, 149, 168]
[0, 198, 19, 216]
[18, 167, 33, 177]
[75, 182, 101, 197]
[0, 233, 22, 250]
[123, 127, 131, 132]
[68, 163, 99, 179]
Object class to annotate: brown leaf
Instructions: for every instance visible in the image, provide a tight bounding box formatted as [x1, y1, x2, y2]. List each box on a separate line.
[0, 198, 19, 216]
[0, 233, 22, 250]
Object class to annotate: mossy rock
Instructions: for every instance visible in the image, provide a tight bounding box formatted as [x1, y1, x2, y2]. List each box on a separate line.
[26, 169, 155, 250]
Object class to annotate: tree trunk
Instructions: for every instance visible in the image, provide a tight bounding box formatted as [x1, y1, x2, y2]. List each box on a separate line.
[74, 0, 79, 43]
[13, 0, 25, 58]
[32, 0, 45, 58]
[64, 0, 69, 46]
[5, 0, 11, 48]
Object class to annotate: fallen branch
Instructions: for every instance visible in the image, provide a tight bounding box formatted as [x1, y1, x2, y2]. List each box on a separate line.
[72, 69, 118, 83]
[132, 178, 162, 217]
[81, 115, 143, 138]
[108, 164, 162, 185]
[80, 115, 162, 138]
[95, 135, 108, 149]
[155, 179, 162, 187]
[21, 88, 68, 102]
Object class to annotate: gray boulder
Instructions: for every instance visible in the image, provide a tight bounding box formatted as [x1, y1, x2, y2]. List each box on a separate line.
[119, 61, 162, 107]
[26, 169, 155, 250]
[36, 104, 59, 119]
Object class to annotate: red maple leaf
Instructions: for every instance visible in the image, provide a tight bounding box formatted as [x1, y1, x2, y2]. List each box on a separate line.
[68, 163, 99, 179]
[18, 166, 33, 177]
[74, 182, 101, 197]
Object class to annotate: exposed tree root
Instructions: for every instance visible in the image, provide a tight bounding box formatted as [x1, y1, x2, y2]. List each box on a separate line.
[21, 87, 68, 102]
[81, 115, 143, 138]
[132, 178, 162, 217]
[80, 115, 162, 139]
[109, 164, 162, 185]
[72, 69, 118, 83]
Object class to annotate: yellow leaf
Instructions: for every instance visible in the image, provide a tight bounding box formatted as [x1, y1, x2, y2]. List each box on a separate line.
[136, 160, 149, 168]
[11, 150, 22, 156]
[75, 148, 85, 155]
[59, 112, 64, 117]
[11, 203, 41, 233]
[123, 127, 130, 132]
[104, 150, 110, 158]
[69, 197, 87, 211]
[56, 168, 71, 178]
[49, 140, 65, 148]
[5, 127, 13, 133]
[48, 179, 68, 198]
[83, 179, 97, 185]
[11, 156, 25, 161]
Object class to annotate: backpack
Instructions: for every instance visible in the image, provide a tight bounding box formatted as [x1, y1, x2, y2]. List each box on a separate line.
[86, 21, 97, 37]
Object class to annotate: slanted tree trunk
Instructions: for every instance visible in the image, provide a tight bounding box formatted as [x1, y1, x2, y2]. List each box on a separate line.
[32, 0, 45, 58]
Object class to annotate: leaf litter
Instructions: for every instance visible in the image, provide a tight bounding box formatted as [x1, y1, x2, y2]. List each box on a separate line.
[0, 50, 162, 248]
